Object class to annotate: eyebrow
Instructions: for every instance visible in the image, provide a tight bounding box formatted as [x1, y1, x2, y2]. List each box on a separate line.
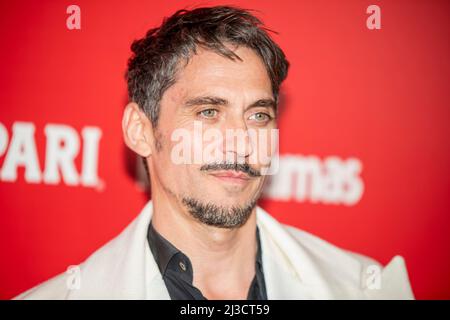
[183, 95, 277, 113]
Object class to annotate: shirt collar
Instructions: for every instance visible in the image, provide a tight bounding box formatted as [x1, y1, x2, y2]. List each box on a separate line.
[147, 221, 263, 277]
[147, 221, 180, 275]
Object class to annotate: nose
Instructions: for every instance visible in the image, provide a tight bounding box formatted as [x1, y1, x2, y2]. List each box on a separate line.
[221, 115, 254, 164]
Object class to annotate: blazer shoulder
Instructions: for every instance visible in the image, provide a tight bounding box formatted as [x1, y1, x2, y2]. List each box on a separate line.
[282, 224, 414, 299]
[284, 224, 381, 264]
[13, 271, 70, 300]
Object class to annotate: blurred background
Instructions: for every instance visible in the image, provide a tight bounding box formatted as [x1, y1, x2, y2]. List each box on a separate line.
[0, 0, 449, 299]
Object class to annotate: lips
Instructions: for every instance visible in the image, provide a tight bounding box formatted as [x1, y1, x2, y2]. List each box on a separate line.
[209, 170, 251, 183]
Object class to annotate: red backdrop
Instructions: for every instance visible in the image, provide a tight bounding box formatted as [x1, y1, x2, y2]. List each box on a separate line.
[0, 0, 449, 299]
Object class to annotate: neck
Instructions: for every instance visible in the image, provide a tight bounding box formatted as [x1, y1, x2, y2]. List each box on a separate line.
[150, 186, 258, 299]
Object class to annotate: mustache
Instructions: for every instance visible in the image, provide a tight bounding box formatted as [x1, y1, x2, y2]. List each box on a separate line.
[200, 162, 261, 177]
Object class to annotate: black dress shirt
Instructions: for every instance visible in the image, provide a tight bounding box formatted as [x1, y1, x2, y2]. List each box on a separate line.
[147, 221, 267, 300]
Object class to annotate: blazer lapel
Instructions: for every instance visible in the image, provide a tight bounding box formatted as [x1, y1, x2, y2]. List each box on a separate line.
[256, 206, 336, 299]
[68, 201, 170, 299]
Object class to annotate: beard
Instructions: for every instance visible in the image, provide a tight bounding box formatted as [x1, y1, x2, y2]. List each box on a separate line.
[181, 196, 259, 229]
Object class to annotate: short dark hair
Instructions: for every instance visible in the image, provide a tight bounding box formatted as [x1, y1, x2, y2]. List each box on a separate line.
[126, 5, 290, 127]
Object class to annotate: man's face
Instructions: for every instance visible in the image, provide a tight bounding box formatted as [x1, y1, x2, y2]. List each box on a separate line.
[148, 44, 277, 228]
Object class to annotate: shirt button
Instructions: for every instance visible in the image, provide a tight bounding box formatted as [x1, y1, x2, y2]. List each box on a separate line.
[179, 261, 186, 271]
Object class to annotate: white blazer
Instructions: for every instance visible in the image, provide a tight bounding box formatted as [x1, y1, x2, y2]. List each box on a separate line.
[15, 200, 414, 299]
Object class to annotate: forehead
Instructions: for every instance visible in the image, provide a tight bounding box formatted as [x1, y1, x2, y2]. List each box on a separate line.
[164, 45, 273, 104]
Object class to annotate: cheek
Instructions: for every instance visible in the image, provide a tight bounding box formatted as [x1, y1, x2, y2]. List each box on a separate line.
[150, 132, 181, 178]
[249, 128, 279, 167]
[154, 137, 198, 182]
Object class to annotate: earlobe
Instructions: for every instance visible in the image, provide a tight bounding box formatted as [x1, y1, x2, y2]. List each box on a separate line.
[122, 102, 152, 157]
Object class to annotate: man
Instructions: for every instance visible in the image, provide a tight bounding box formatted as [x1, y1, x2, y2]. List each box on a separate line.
[16, 6, 414, 299]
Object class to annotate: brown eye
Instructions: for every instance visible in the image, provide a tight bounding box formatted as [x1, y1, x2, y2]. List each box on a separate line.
[199, 109, 218, 118]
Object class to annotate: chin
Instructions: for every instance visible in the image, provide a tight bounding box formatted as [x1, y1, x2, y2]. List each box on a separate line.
[211, 197, 254, 208]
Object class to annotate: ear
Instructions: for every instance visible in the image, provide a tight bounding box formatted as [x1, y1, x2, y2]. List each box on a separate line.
[122, 102, 154, 157]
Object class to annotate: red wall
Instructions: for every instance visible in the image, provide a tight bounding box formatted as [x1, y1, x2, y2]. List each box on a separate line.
[0, 0, 449, 299]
